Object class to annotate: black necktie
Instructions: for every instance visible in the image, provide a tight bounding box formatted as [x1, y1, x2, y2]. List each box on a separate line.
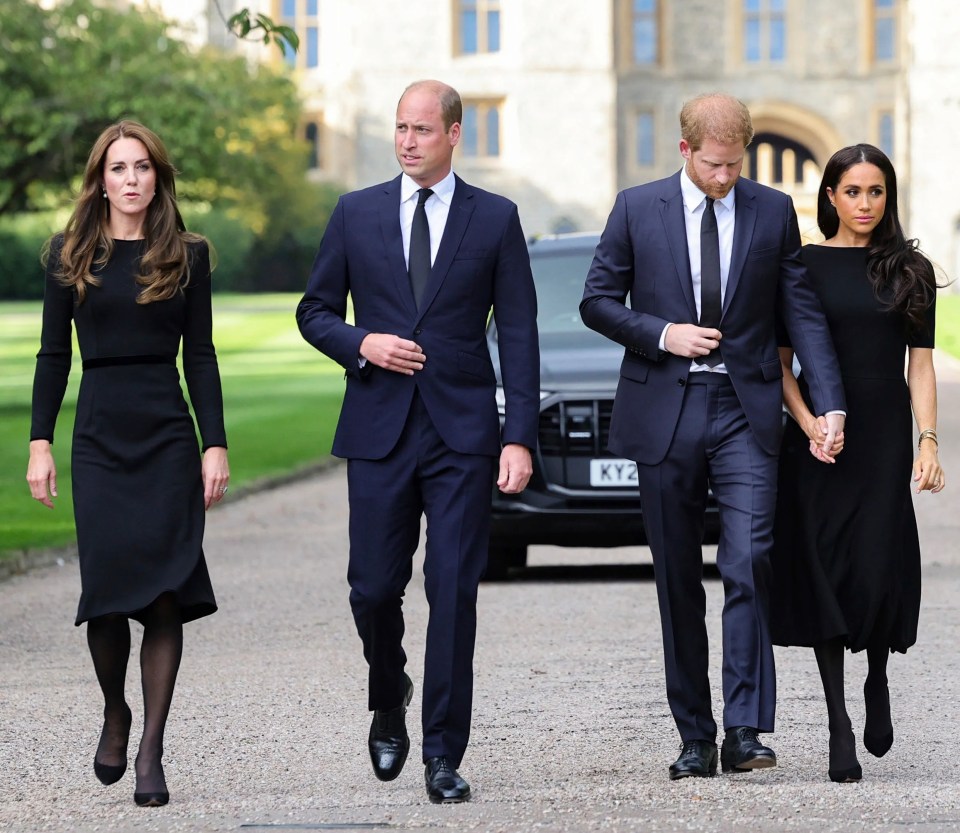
[409, 188, 433, 308]
[699, 196, 722, 367]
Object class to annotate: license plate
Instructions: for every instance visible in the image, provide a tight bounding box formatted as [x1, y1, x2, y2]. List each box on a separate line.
[589, 458, 638, 487]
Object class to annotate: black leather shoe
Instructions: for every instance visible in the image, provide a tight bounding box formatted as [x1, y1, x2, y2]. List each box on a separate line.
[668, 739, 718, 780]
[424, 756, 471, 803]
[720, 726, 777, 773]
[368, 673, 413, 782]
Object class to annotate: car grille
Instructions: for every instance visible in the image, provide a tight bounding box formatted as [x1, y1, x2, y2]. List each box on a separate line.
[539, 399, 613, 458]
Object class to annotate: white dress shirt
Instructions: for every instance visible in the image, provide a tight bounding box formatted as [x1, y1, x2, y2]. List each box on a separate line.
[659, 167, 736, 373]
[400, 170, 456, 269]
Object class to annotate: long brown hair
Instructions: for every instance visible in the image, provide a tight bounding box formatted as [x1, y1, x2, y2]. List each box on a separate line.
[816, 143, 937, 334]
[50, 120, 203, 304]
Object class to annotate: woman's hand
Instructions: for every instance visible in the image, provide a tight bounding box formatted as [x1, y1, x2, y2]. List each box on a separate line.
[800, 414, 844, 464]
[913, 447, 944, 494]
[26, 439, 58, 509]
[201, 446, 230, 509]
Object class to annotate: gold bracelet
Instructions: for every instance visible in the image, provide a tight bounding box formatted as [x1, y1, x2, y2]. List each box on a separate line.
[918, 428, 939, 450]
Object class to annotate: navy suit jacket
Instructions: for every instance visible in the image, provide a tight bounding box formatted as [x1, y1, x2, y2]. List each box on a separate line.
[581, 172, 844, 465]
[297, 174, 539, 461]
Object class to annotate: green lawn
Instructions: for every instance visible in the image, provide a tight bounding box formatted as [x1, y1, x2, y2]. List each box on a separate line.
[4, 292, 960, 561]
[1, 294, 345, 559]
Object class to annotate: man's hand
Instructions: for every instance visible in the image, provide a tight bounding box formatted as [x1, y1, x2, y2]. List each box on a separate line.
[664, 323, 722, 359]
[359, 333, 426, 375]
[497, 443, 532, 494]
[819, 412, 846, 459]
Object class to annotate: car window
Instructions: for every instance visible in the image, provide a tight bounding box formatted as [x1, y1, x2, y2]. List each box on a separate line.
[531, 250, 595, 336]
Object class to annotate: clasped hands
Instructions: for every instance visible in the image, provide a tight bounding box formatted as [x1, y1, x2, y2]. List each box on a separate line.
[797, 413, 846, 464]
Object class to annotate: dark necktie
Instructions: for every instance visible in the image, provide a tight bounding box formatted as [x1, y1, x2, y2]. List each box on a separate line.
[699, 196, 722, 367]
[409, 188, 433, 308]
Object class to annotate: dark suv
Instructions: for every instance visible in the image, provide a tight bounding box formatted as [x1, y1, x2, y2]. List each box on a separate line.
[485, 233, 719, 579]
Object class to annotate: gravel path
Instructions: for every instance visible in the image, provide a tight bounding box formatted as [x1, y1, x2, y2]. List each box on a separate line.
[3, 354, 960, 833]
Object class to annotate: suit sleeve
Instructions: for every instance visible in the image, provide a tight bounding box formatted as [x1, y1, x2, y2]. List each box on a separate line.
[776, 199, 845, 415]
[580, 190, 671, 360]
[491, 206, 540, 450]
[296, 197, 372, 375]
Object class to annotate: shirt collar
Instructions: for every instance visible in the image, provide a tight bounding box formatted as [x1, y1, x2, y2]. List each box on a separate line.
[401, 170, 456, 205]
[679, 165, 736, 214]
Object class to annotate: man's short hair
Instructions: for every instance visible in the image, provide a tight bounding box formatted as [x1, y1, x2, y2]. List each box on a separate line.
[401, 80, 463, 132]
[680, 93, 754, 151]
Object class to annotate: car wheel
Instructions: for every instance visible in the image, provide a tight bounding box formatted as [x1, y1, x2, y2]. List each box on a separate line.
[483, 543, 527, 581]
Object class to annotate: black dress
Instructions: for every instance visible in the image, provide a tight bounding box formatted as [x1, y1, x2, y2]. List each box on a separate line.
[771, 245, 934, 654]
[31, 237, 226, 626]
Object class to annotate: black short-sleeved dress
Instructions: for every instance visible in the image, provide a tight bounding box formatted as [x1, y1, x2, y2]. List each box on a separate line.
[31, 236, 226, 626]
[771, 245, 935, 654]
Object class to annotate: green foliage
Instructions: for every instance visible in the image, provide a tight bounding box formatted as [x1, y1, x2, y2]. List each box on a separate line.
[0, 212, 60, 299]
[1, 294, 344, 559]
[226, 8, 299, 55]
[0, 0, 343, 294]
[0, 0, 306, 215]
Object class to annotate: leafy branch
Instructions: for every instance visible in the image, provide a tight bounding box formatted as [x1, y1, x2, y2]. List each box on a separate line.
[215, 3, 300, 55]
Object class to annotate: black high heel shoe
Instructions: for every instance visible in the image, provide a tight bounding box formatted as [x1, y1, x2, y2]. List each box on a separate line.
[134, 790, 170, 807]
[93, 704, 132, 785]
[133, 751, 169, 807]
[827, 722, 862, 784]
[863, 680, 894, 758]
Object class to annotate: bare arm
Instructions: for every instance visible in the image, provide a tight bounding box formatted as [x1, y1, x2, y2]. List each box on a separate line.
[779, 347, 844, 463]
[907, 347, 943, 493]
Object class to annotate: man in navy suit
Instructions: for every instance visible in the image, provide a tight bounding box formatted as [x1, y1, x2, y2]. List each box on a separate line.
[581, 93, 846, 780]
[297, 80, 538, 803]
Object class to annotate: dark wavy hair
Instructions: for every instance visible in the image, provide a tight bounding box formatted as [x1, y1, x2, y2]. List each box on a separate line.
[45, 120, 204, 304]
[817, 143, 936, 334]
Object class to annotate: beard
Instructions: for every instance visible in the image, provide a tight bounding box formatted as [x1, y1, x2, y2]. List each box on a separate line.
[686, 161, 738, 200]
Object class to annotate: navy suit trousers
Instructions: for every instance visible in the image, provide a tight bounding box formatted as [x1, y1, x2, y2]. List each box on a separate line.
[346, 392, 495, 767]
[635, 373, 778, 742]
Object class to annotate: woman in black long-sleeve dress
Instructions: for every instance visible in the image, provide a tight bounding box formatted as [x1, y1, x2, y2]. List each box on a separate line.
[772, 144, 944, 783]
[26, 120, 229, 807]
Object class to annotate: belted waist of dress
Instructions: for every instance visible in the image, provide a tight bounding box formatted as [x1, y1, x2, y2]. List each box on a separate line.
[82, 355, 176, 370]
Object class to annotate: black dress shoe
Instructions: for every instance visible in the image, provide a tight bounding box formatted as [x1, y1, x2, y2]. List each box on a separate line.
[720, 727, 777, 773]
[424, 756, 471, 803]
[368, 673, 413, 782]
[668, 739, 718, 780]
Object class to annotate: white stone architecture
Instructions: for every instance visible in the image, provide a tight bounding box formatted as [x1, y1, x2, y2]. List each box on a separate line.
[130, 0, 960, 275]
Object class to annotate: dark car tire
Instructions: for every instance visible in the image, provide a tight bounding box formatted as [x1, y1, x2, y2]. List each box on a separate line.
[483, 543, 528, 582]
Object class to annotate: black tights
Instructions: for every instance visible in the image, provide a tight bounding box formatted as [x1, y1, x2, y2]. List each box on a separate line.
[814, 638, 894, 771]
[87, 592, 183, 794]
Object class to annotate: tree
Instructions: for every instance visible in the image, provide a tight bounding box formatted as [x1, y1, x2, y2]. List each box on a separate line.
[0, 0, 306, 217]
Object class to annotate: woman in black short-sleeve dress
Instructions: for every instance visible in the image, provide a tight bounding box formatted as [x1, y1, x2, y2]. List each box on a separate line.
[26, 121, 229, 807]
[771, 144, 944, 784]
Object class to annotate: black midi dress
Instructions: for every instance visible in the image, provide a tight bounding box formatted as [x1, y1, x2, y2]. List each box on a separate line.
[30, 237, 226, 626]
[770, 245, 934, 654]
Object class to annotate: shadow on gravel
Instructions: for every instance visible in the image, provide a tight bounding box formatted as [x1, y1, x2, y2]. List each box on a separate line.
[491, 563, 721, 583]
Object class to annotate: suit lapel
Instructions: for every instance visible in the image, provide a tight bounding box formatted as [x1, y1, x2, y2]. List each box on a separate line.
[659, 174, 698, 321]
[378, 176, 418, 316]
[725, 183, 757, 314]
[415, 174, 475, 319]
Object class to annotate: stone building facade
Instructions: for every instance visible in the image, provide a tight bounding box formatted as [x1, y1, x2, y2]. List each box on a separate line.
[139, 0, 960, 275]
